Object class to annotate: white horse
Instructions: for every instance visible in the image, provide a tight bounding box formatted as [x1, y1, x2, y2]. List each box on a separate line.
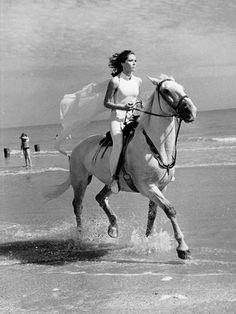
[49, 75, 197, 260]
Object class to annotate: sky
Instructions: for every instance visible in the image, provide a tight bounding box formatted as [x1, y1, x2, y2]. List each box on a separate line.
[0, 0, 236, 128]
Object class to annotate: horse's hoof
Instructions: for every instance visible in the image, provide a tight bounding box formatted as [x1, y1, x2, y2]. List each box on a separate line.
[176, 249, 192, 260]
[108, 225, 118, 238]
[145, 229, 152, 237]
[76, 226, 83, 234]
[75, 227, 84, 240]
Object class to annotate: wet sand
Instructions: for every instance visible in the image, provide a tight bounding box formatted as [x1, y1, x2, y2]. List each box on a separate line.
[1, 263, 236, 313]
[1, 166, 236, 313]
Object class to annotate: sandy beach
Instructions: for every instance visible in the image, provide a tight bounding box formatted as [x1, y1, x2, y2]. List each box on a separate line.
[1, 165, 236, 313]
[1, 265, 235, 313]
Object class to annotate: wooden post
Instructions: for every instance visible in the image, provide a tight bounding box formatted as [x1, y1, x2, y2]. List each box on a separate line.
[34, 144, 40, 152]
[3, 148, 10, 158]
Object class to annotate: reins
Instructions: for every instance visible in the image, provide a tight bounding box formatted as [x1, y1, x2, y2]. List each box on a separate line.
[134, 106, 175, 118]
[134, 79, 189, 119]
[142, 118, 182, 174]
[132, 79, 185, 174]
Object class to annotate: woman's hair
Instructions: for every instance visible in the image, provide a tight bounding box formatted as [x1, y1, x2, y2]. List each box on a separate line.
[108, 50, 135, 77]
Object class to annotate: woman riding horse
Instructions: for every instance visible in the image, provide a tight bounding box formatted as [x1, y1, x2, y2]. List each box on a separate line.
[104, 50, 143, 193]
[48, 74, 197, 260]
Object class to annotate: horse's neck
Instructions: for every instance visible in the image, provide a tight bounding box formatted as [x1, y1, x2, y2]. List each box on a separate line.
[137, 92, 176, 157]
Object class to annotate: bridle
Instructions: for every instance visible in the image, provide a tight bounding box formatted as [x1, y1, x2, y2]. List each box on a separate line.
[133, 79, 189, 174]
[135, 78, 189, 119]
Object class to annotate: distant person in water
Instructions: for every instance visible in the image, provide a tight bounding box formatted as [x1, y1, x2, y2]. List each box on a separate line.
[20, 133, 32, 167]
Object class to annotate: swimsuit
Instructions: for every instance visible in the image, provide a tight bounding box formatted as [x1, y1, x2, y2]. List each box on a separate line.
[111, 72, 139, 134]
[21, 138, 30, 150]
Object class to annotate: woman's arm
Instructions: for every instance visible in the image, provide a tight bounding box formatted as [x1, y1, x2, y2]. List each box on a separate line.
[136, 77, 144, 108]
[104, 78, 132, 111]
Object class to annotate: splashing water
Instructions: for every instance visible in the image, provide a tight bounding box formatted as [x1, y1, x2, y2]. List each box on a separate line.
[130, 228, 173, 254]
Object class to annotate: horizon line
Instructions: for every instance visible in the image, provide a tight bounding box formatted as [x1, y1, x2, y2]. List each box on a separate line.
[0, 107, 235, 130]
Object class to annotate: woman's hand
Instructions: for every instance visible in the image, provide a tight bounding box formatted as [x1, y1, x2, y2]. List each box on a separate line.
[124, 103, 134, 111]
[135, 100, 144, 109]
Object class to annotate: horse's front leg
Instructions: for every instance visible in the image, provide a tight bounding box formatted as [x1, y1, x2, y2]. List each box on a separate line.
[144, 184, 191, 260]
[146, 186, 167, 237]
[95, 185, 118, 238]
[146, 200, 157, 237]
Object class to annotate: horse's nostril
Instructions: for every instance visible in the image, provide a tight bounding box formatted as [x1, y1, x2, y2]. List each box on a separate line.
[178, 105, 195, 122]
[186, 117, 194, 123]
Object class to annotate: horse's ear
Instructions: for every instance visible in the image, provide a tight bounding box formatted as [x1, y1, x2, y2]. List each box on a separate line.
[146, 75, 160, 86]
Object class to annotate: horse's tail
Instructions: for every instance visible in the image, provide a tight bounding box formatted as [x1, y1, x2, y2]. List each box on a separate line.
[43, 174, 71, 201]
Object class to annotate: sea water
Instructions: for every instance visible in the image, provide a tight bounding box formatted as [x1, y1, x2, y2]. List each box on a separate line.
[0, 108, 236, 274]
[1, 109, 236, 171]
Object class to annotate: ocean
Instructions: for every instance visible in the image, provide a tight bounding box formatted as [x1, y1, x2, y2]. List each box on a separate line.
[1, 108, 236, 176]
[0, 108, 236, 312]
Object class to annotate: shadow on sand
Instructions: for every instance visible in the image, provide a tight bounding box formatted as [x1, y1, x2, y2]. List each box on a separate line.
[0, 238, 184, 266]
[0, 238, 111, 265]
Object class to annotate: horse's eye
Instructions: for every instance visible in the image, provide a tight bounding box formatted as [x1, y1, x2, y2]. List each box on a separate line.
[162, 88, 170, 95]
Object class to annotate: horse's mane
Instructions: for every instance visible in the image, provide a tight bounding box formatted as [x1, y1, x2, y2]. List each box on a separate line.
[137, 74, 175, 128]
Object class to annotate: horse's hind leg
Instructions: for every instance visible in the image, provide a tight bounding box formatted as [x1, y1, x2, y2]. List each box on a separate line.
[95, 185, 118, 238]
[71, 174, 92, 233]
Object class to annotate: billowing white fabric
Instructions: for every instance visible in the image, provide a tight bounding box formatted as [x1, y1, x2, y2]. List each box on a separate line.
[55, 79, 110, 155]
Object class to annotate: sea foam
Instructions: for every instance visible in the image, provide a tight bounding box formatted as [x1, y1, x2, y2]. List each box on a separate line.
[0, 167, 68, 176]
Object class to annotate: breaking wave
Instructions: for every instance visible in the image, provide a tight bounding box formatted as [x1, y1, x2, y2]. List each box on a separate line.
[182, 136, 236, 144]
[0, 167, 68, 176]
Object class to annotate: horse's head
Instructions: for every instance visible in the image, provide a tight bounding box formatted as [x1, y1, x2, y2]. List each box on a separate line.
[147, 75, 197, 123]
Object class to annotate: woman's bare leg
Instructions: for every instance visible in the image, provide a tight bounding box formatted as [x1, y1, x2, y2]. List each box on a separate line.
[109, 120, 123, 193]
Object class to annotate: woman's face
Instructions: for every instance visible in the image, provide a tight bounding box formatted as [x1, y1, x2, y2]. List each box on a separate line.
[122, 53, 137, 73]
